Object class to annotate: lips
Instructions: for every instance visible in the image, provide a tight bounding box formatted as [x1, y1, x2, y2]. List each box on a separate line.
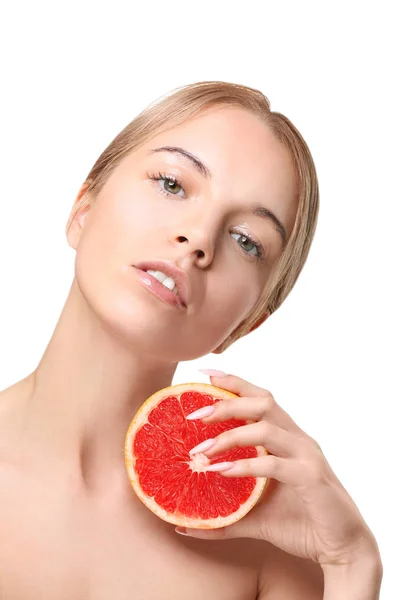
[134, 260, 190, 308]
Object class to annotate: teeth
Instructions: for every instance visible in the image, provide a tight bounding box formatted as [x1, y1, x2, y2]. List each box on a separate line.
[162, 276, 176, 291]
[146, 269, 167, 283]
[146, 270, 177, 294]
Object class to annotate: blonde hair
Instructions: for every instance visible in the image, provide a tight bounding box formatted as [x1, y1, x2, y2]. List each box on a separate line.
[66, 81, 319, 352]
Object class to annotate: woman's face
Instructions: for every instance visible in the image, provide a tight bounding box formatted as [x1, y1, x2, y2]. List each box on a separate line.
[68, 107, 298, 361]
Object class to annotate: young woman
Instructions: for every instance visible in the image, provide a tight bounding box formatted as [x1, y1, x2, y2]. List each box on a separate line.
[0, 81, 382, 599]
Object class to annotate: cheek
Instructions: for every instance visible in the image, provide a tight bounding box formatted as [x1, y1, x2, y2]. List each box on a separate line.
[176, 279, 261, 358]
[71, 188, 179, 330]
[198, 273, 261, 333]
[79, 189, 163, 264]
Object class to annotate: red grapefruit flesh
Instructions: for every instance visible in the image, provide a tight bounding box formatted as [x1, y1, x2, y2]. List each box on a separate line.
[124, 383, 268, 529]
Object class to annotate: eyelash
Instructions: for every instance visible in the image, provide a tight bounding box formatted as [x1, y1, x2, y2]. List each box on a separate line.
[146, 171, 265, 261]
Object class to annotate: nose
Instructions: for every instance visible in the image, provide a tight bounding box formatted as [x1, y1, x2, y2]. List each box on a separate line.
[171, 226, 215, 268]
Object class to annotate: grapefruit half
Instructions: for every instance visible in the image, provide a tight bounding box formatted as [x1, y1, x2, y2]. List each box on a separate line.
[124, 382, 268, 529]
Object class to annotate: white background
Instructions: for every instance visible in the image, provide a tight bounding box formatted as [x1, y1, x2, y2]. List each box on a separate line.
[0, 1, 398, 597]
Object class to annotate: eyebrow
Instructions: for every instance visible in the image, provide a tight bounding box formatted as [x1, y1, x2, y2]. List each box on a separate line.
[149, 145, 287, 246]
[149, 146, 212, 179]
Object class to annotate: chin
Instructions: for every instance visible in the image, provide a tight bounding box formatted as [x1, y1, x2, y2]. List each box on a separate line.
[73, 267, 228, 361]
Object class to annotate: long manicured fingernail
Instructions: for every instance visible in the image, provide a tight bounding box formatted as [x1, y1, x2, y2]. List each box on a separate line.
[186, 405, 215, 420]
[204, 461, 234, 472]
[198, 369, 228, 377]
[175, 527, 189, 536]
[189, 438, 216, 455]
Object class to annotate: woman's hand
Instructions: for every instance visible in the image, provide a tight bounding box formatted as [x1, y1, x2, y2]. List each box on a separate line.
[176, 372, 379, 569]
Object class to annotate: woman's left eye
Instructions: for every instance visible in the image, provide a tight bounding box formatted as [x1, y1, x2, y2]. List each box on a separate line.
[231, 232, 264, 259]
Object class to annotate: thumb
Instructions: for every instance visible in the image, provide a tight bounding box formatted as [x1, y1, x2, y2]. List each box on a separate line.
[175, 515, 261, 541]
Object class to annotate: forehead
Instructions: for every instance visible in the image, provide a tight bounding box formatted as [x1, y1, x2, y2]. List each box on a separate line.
[143, 107, 292, 176]
[135, 107, 299, 235]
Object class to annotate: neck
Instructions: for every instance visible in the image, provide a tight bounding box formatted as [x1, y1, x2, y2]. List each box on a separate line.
[16, 279, 177, 492]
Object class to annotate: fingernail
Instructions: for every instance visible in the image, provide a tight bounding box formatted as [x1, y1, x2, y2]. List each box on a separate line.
[186, 405, 215, 420]
[198, 369, 228, 377]
[175, 527, 189, 536]
[204, 461, 234, 472]
[189, 438, 216, 455]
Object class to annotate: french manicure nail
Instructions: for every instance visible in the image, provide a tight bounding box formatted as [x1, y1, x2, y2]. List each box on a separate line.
[198, 369, 228, 377]
[186, 405, 215, 420]
[204, 461, 234, 472]
[189, 438, 216, 455]
[175, 527, 189, 536]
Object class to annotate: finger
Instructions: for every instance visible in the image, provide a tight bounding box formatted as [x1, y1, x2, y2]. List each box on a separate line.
[201, 421, 295, 458]
[201, 392, 305, 435]
[215, 454, 300, 486]
[205, 372, 270, 398]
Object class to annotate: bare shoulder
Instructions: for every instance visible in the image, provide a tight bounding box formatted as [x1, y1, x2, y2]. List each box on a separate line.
[0, 375, 32, 457]
[0, 380, 18, 435]
[0, 374, 32, 400]
[257, 544, 324, 600]
[0, 377, 23, 408]
[0, 374, 32, 411]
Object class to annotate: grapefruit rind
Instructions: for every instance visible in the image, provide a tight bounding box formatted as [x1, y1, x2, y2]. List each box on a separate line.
[124, 382, 269, 529]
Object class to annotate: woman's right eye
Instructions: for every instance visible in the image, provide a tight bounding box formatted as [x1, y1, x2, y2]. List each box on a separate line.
[147, 172, 186, 198]
[161, 177, 184, 196]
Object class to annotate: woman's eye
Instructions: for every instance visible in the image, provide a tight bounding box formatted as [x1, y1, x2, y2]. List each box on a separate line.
[148, 172, 186, 198]
[231, 232, 263, 258]
[162, 177, 184, 196]
[147, 172, 186, 197]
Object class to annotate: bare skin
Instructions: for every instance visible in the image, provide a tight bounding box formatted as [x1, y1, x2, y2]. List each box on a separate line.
[0, 107, 325, 598]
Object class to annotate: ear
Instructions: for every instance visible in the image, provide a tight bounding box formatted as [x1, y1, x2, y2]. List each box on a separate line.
[66, 182, 92, 250]
[211, 311, 271, 354]
[248, 310, 270, 334]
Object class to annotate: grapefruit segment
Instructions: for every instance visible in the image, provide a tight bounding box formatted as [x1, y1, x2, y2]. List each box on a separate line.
[124, 382, 268, 529]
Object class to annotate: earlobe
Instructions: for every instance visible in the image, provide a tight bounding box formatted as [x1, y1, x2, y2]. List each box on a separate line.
[211, 310, 271, 355]
[76, 204, 90, 229]
[66, 182, 91, 250]
[249, 311, 270, 333]
[211, 344, 224, 355]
